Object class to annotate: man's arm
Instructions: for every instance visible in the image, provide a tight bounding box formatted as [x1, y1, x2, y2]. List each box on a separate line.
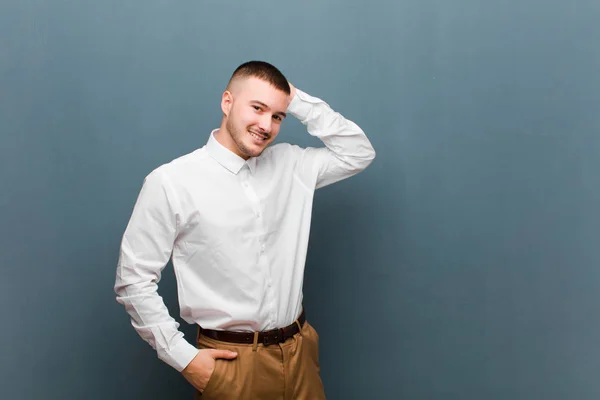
[114, 168, 199, 372]
[115, 169, 237, 392]
[287, 82, 376, 189]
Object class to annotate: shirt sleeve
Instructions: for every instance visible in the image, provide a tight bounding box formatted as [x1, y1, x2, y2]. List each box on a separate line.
[287, 88, 376, 189]
[114, 168, 199, 372]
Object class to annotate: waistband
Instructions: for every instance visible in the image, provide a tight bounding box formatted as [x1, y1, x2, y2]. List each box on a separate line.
[197, 310, 306, 346]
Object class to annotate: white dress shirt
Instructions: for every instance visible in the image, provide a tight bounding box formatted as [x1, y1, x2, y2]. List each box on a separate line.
[115, 88, 376, 371]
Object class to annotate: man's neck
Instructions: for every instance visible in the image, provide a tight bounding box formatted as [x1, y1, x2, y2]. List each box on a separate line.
[213, 125, 249, 160]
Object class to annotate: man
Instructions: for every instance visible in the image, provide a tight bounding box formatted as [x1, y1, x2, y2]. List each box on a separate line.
[115, 61, 375, 399]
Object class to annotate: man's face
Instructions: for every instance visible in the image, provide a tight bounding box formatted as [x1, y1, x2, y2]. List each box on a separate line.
[222, 77, 291, 159]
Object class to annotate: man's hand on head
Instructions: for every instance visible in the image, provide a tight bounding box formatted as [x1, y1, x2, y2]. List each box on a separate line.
[288, 82, 297, 100]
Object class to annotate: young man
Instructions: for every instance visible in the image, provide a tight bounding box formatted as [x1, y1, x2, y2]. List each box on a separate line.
[115, 61, 375, 399]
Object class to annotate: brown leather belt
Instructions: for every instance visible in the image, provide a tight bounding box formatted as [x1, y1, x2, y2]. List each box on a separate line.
[198, 310, 306, 346]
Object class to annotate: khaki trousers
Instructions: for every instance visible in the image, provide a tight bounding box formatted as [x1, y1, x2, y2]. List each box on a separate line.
[195, 320, 326, 400]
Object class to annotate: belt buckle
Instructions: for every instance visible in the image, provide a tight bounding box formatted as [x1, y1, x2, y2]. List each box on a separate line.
[262, 328, 283, 346]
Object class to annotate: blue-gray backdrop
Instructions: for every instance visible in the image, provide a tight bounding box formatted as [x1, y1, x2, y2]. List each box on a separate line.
[2, 1, 600, 399]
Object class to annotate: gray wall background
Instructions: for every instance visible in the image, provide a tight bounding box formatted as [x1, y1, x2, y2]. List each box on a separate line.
[2, 1, 600, 399]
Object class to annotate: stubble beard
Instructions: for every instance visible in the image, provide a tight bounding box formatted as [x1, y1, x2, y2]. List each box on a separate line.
[226, 117, 263, 159]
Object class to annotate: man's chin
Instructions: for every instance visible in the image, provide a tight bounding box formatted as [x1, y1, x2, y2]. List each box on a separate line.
[247, 148, 266, 158]
[242, 141, 269, 158]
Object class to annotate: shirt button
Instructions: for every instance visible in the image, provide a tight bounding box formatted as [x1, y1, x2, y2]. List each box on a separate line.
[256, 212, 261, 218]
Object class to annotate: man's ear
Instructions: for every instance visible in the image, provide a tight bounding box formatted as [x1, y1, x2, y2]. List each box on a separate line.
[221, 90, 233, 116]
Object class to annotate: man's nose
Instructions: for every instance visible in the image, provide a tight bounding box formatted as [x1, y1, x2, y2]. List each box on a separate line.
[258, 114, 272, 133]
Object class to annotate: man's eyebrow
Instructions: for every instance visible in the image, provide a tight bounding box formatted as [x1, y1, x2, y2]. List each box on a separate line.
[251, 100, 287, 118]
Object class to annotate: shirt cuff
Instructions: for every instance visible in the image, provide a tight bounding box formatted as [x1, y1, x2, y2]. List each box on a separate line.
[287, 88, 326, 122]
[159, 338, 199, 372]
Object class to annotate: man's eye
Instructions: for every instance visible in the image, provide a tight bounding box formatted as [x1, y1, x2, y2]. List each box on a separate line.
[273, 115, 281, 121]
[253, 105, 261, 111]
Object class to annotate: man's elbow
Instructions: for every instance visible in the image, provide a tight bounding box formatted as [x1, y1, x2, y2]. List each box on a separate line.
[354, 143, 376, 171]
[365, 145, 376, 163]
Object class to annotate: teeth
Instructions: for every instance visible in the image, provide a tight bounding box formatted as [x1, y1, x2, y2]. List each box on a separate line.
[249, 131, 266, 141]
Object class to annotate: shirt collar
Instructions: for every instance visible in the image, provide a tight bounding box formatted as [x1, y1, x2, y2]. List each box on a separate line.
[206, 129, 256, 175]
